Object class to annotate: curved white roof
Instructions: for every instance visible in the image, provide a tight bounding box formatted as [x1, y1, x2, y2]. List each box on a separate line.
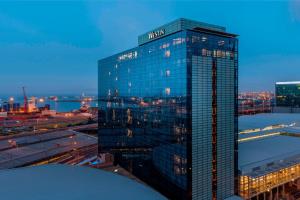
[0, 164, 166, 200]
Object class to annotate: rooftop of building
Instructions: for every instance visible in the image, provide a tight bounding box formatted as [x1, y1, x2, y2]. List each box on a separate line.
[239, 113, 300, 130]
[239, 113, 300, 177]
[0, 130, 97, 169]
[276, 81, 300, 85]
[239, 134, 300, 172]
[0, 164, 166, 200]
[99, 18, 237, 62]
[238, 125, 300, 140]
[138, 18, 237, 45]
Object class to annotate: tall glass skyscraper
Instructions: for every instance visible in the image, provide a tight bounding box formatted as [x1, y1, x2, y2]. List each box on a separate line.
[98, 18, 238, 200]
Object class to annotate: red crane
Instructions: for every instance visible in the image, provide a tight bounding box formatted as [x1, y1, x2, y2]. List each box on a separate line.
[22, 87, 28, 113]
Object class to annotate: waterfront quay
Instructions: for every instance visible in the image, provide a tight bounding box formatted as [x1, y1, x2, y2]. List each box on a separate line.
[0, 94, 99, 170]
[0, 111, 97, 135]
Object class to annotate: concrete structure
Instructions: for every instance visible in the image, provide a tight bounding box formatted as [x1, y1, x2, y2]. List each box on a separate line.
[98, 18, 238, 200]
[0, 164, 166, 200]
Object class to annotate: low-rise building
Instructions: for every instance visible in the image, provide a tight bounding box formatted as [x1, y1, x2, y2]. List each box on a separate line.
[276, 81, 300, 107]
[239, 127, 300, 199]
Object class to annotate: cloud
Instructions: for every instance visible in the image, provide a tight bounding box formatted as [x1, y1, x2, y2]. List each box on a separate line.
[0, 42, 99, 94]
[0, 13, 39, 35]
[85, 1, 171, 57]
[289, 0, 300, 22]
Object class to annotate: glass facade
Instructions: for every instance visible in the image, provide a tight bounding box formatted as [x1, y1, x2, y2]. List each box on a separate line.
[276, 82, 300, 107]
[98, 19, 238, 200]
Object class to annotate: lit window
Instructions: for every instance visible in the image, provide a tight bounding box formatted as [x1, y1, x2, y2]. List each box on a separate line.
[127, 109, 132, 124]
[174, 166, 181, 175]
[118, 51, 137, 61]
[173, 38, 185, 45]
[160, 43, 170, 49]
[174, 155, 181, 164]
[218, 40, 225, 46]
[115, 64, 118, 69]
[127, 129, 133, 137]
[164, 50, 171, 57]
[174, 127, 181, 135]
[165, 87, 171, 95]
[128, 82, 132, 87]
[166, 69, 171, 77]
[213, 50, 217, 57]
[108, 72, 111, 76]
[202, 36, 207, 42]
[115, 77, 118, 81]
[202, 49, 207, 56]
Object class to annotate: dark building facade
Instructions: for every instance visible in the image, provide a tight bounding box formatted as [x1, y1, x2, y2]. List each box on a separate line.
[98, 18, 238, 200]
[276, 82, 300, 107]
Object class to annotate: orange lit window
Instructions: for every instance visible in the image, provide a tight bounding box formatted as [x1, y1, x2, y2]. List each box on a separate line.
[164, 50, 171, 57]
[127, 129, 133, 137]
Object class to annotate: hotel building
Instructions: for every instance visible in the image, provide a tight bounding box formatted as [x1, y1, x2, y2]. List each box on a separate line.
[98, 18, 238, 200]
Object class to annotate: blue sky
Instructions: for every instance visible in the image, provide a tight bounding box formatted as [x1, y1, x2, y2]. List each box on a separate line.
[0, 0, 300, 95]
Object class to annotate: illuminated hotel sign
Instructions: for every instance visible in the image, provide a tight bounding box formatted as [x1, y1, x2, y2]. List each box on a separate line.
[148, 29, 165, 40]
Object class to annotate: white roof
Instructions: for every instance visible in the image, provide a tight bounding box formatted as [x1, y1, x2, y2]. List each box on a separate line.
[239, 113, 300, 130]
[239, 135, 300, 176]
[276, 81, 300, 85]
[0, 131, 97, 169]
[0, 164, 166, 200]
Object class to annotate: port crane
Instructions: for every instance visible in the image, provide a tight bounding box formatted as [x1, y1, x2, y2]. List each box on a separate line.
[22, 87, 28, 113]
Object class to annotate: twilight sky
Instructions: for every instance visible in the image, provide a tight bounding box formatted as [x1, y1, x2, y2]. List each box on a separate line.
[0, 0, 300, 95]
